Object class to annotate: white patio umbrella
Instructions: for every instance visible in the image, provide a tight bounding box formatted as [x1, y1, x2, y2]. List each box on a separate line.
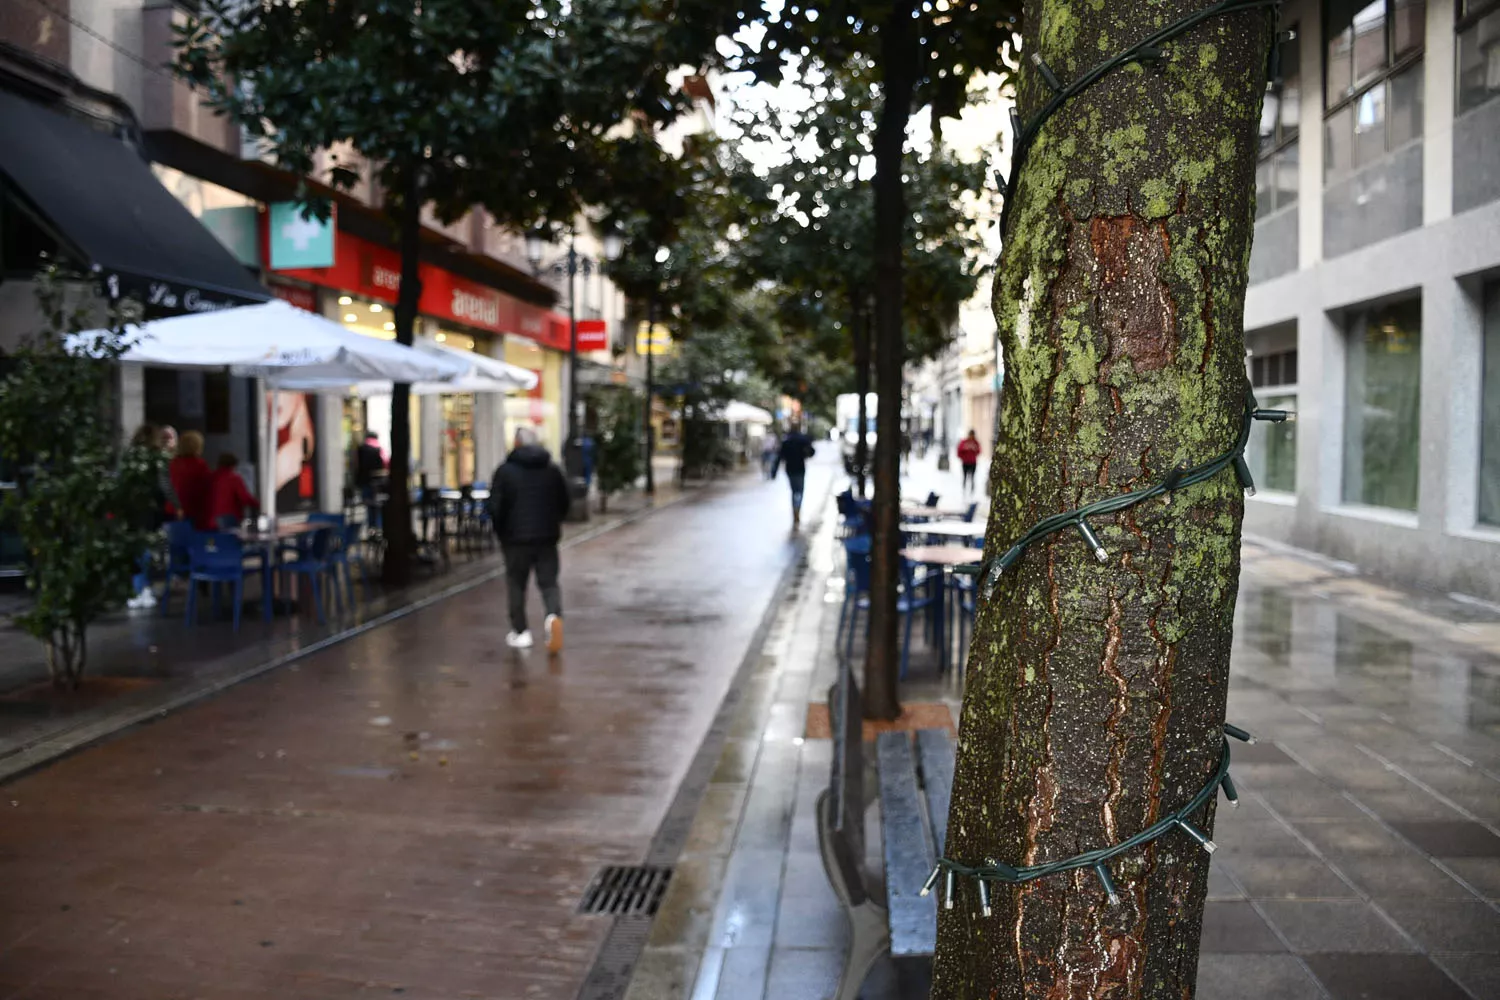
[274, 336, 538, 395]
[69, 299, 469, 522]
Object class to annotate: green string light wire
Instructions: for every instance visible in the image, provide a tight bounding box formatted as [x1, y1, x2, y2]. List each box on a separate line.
[923, 726, 1257, 913]
[931, 0, 1292, 915]
[997, 0, 1285, 238]
[965, 395, 1292, 595]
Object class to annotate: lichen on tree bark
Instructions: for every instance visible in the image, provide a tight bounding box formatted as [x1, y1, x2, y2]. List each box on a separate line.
[930, 1, 1272, 997]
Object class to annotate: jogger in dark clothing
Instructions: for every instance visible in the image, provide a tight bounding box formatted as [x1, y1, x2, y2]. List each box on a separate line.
[771, 422, 816, 528]
[490, 428, 571, 652]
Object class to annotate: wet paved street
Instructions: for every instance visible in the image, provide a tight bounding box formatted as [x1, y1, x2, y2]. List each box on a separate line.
[0, 460, 832, 1000]
[626, 468, 1500, 1000]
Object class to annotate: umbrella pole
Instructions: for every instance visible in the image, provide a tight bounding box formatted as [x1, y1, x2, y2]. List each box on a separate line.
[265, 385, 279, 525]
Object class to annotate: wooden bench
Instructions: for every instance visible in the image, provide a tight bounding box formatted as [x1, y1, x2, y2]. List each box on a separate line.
[816, 661, 955, 1000]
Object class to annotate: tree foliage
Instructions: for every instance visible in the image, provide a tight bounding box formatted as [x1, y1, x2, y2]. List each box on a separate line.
[594, 389, 643, 512]
[0, 269, 158, 688]
[172, 0, 726, 580]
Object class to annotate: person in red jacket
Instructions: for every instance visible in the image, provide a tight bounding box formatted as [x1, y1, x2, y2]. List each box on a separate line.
[956, 429, 982, 494]
[208, 453, 259, 529]
[169, 430, 213, 529]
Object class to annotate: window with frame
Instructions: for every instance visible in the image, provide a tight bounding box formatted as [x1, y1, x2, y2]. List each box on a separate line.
[1257, 25, 1302, 218]
[1324, 0, 1425, 180]
[1247, 346, 1299, 492]
[1480, 279, 1500, 526]
[1342, 298, 1422, 512]
[1458, 0, 1500, 115]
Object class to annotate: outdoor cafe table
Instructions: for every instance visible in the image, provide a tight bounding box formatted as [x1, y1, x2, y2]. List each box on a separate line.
[900, 543, 981, 675]
[903, 519, 986, 540]
[230, 521, 329, 618]
[900, 503, 971, 520]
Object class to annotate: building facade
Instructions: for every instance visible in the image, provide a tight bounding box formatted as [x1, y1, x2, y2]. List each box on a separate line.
[0, 1, 644, 511]
[1242, 0, 1500, 601]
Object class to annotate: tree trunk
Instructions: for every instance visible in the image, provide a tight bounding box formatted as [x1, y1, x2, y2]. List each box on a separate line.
[864, 0, 918, 721]
[382, 167, 423, 586]
[853, 295, 871, 500]
[645, 293, 657, 496]
[930, 3, 1271, 997]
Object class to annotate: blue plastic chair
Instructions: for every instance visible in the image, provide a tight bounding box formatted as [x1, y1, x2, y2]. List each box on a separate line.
[837, 535, 873, 657]
[924, 491, 941, 508]
[159, 521, 197, 616]
[185, 532, 258, 631]
[278, 527, 336, 624]
[325, 522, 365, 608]
[962, 502, 979, 523]
[897, 557, 940, 679]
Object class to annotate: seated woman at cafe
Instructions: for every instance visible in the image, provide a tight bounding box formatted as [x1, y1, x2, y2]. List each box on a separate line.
[170, 430, 213, 529]
[208, 453, 259, 528]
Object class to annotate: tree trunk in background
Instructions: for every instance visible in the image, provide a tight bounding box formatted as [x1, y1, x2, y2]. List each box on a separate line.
[931, 1, 1271, 996]
[382, 167, 423, 586]
[853, 296, 871, 499]
[864, 0, 918, 722]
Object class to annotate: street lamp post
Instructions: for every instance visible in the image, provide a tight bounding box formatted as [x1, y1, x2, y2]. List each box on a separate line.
[643, 245, 670, 497]
[525, 224, 622, 516]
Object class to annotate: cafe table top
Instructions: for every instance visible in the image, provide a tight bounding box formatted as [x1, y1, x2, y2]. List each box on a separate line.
[900, 544, 982, 568]
[904, 519, 986, 538]
[231, 520, 328, 545]
[900, 503, 971, 519]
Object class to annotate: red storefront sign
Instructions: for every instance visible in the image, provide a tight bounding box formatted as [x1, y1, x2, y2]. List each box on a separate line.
[268, 280, 318, 313]
[263, 222, 569, 351]
[575, 319, 608, 352]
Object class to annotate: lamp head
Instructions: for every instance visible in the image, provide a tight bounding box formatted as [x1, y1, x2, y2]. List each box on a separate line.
[601, 224, 624, 262]
[524, 226, 546, 267]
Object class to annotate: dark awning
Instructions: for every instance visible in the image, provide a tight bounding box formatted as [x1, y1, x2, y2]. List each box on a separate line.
[0, 89, 268, 312]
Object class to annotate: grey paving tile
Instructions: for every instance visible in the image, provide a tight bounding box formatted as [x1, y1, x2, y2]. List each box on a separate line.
[1195, 953, 1325, 1000]
[713, 944, 770, 1000]
[1208, 861, 1246, 900]
[1213, 820, 1315, 857]
[1200, 901, 1287, 953]
[1230, 742, 1301, 766]
[649, 854, 730, 951]
[626, 946, 703, 1000]
[1222, 856, 1360, 899]
[764, 946, 842, 1000]
[1377, 899, 1500, 954]
[1437, 952, 1500, 1000]
[684, 786, 750, 857]
[780, 893, 852, 953]
[1301, 953, 1471, 1000]
[1257, 900, 1417, 953]
[1337, 855, 1482, 901]
[711, 739, 759, 786]
[1442, 857, 1500, 898]
[708, 850, 784, 950]
[1388, 820, 1500, 858]
[1292, 819, 1415, 857]
[689, 947, 725, 1000]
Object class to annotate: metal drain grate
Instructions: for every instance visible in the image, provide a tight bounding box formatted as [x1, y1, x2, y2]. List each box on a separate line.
[578, 865, 673, 916]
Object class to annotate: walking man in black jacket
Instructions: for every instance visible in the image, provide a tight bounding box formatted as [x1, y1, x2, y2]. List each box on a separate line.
[491, 427, 571, 652]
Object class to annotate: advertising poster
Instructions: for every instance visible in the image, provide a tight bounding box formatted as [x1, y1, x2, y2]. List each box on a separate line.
[269, 391, 318, 514]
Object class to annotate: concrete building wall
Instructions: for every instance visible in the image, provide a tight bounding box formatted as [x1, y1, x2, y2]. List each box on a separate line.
[1244, 0, 1500, 602]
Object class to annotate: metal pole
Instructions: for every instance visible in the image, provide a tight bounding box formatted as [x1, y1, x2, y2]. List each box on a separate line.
[566, 235, 579, 468]
[644, 290, 656, 496]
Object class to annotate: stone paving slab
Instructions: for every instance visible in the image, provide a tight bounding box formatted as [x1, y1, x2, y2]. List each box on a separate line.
[631, 490, 1500, 1000]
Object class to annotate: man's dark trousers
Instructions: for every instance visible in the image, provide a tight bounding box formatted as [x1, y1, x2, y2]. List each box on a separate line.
[503, 542, 561, 633]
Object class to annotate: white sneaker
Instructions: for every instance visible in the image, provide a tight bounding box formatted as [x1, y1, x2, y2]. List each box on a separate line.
[544, 614, 563, 654]
[506, 630, 534, 649]
[137, 588, 157, 609]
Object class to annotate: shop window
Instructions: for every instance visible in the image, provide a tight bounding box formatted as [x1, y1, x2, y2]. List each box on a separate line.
[1480, 280, 1500, 525]
[1247, 345, 1299, 493]
[1342, 298, 1422, 511]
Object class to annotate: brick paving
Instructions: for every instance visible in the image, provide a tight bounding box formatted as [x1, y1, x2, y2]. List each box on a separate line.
[0, 461, 834, 1000]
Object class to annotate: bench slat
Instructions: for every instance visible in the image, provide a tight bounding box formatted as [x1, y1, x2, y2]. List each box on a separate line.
[916, 729, 955, 854]
[877, 732, 938, 958]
